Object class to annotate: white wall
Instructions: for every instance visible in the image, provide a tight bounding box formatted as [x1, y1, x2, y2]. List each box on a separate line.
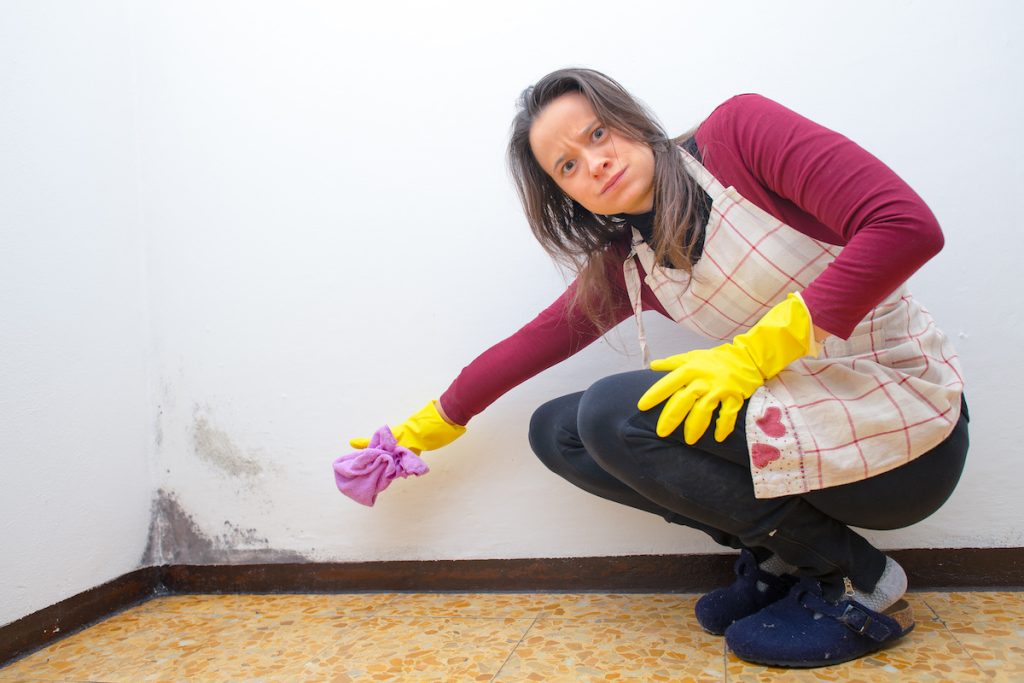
[2, 0, 1022, 625]
[138, 0, 1024, 562]
[0, 1, 153, 626]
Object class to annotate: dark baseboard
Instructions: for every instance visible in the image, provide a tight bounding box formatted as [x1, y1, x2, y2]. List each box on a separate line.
[3, 548, 1022, 667]
[891, 547, 1024, 589]
[0, 566, 164, 668]
[161, 553, 736, 594]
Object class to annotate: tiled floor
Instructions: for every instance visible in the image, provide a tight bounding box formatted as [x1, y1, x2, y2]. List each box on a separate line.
[1, 591, 1021, 681]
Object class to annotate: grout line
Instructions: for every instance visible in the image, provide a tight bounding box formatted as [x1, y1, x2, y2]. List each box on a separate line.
[489, 614, 541, 683]
[722, 636, 729, 682]
[921, 597, 992, 678]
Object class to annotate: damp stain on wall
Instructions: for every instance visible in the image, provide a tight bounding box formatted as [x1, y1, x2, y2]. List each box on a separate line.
[154, 406, 163, 448]
[191, 408, 262, 478]
[141, 489, 307, 565]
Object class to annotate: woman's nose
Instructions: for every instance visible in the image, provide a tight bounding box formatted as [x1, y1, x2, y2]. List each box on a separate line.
[588, 153, 610, 177]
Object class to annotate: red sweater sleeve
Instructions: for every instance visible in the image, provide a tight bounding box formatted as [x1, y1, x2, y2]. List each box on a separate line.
[439, 242, 654, 426]
[697, 94, 944, 339]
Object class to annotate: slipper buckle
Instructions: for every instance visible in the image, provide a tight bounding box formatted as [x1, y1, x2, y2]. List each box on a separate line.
[838, 602, 892, 642]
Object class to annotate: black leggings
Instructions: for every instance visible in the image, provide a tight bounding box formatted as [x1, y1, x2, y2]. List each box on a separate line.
[528, 370, 970, 595]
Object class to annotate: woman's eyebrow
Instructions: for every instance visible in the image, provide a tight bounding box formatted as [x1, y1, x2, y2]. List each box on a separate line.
[551, 120, 600, 173]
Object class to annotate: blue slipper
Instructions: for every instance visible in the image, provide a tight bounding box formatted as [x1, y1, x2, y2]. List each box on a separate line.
[724, 577, 915, 668]
[695, 550, 798, 635]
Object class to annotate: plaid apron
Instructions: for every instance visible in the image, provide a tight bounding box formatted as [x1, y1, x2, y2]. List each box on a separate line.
[624, 150, 964, 498]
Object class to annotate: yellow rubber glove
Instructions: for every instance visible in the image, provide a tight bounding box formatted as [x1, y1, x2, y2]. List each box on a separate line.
[349, 401, 466, 455]
[637, 293, 816, 444]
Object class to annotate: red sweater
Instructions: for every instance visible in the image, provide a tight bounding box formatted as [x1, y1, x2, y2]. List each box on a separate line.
[439, 94, 944, 426]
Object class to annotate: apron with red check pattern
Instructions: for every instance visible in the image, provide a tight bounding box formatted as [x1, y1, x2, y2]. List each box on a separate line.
[624, 150, 964, 498]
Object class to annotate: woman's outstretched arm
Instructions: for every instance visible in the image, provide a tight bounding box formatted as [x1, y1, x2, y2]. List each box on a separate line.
[439, 246, 641, 426]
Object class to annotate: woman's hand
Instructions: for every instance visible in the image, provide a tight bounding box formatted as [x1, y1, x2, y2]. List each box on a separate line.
[637, 293, 816, 444]
[350, 400, 466, 454]
[639, 344, 762, 443]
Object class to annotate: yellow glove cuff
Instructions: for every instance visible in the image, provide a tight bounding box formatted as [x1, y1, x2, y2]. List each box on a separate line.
[349, 401, 466, 453]
[399, 401, 467, 452]
[734, 292, 816, 381]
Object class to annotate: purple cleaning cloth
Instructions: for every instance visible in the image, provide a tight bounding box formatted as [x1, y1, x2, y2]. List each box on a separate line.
[333, 425, 428, 506]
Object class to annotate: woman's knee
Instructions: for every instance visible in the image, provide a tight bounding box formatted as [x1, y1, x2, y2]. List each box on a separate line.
[527, 392, 583, 476]
[577, 370, 659, 466]
[578, 373, 638, 447]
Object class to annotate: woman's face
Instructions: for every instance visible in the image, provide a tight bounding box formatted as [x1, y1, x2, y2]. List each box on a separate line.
[528, 92, 655, 216]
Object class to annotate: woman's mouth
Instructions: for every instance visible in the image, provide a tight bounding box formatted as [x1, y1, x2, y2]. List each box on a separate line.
[601, 167, 627, 194]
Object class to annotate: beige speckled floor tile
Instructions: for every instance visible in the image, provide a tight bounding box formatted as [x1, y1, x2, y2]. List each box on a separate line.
[532, 592, 700, 622]
[953, 633, 1024, 681]
[2, 590, 1022, 682]
[920, 590, 1024, 637]
[298, 616, 534, 682]
[120, 614, 362, 682]
[373, 592, 550, 618]
[375, 592, 700, 622]
[135, 592, 394, 619]
[494, 614, 724, 681]
[0, 609, 230, 682]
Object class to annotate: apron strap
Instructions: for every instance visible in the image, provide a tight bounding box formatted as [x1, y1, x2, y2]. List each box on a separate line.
[623, 239, 651, 368]
[679, 147, 728, 201]
[623, 150, 719, 368]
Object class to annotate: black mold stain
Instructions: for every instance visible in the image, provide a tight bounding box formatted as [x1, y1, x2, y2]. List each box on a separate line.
[221, 520, 268, 546]
[140, 489, 307, 566]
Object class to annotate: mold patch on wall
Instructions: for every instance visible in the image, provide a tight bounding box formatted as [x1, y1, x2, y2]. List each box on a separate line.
[154, 406, 163, 448]
[192, 407, 262, 477]
[140, 489, 307, 565]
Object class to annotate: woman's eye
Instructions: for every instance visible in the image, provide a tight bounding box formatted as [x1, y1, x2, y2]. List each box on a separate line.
[592, 127, 606, 142]
[562, 160, 576, 175]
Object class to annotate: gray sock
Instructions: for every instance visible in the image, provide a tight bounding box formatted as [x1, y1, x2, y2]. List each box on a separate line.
[759, 554, 797, 577]
[850, 556, 907, 612]
[755, 554, 797, 592]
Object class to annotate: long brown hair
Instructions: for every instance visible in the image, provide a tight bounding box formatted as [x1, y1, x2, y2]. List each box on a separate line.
[508, 68, 705, 330]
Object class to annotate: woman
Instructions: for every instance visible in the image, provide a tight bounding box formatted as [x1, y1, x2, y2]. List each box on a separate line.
[351, 68, 968, 668]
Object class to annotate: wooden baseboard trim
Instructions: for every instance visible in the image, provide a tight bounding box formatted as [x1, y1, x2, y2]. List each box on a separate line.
[160, 553, 736, 594]
[0, 566, 163, 667]
[891, 547, 1024, 589]
[3, 548, 1021, 667]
